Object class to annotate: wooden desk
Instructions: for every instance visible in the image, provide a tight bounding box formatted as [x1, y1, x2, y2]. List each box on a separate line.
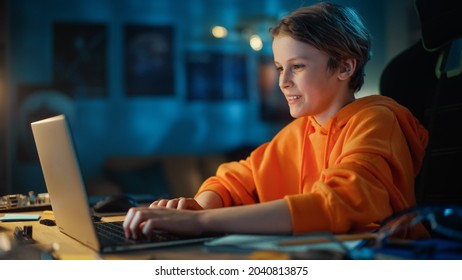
[0, 211, 250, 260]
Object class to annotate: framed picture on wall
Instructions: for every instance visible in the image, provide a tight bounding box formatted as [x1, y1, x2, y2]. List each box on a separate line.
[53, 22, 107, 98]
[258, 55, 292, 123]
[186, 52, 248, 101]
[124, 24, 175, 97]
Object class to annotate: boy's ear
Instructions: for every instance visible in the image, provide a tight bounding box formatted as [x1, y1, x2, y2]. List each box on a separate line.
[338, 59, 356, 80]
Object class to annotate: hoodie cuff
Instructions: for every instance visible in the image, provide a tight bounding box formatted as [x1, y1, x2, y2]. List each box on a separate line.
[285, 193, 332, 234]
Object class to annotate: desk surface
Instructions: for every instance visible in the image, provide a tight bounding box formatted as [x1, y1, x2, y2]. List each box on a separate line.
[4, 211, 459, 260]
[0, 211, 250, 260]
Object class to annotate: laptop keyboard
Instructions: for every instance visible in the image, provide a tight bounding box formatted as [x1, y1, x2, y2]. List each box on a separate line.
[94, 221, 182, 244]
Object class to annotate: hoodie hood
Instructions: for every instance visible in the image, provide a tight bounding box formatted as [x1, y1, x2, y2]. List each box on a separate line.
[323, 95, 429, 176]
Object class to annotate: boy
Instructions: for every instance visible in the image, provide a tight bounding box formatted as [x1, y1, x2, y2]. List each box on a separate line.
[123, 2, 428, 239]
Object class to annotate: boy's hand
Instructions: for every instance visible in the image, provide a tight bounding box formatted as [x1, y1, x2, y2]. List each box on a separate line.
[150, 197, 203, 210]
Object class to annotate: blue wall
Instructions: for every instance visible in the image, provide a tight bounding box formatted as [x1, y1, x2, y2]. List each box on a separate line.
[7, 0, 390, 195]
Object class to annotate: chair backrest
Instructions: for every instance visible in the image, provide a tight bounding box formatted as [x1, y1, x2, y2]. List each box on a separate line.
[380, 0, 462, 205]
[416, 38, 462, 205]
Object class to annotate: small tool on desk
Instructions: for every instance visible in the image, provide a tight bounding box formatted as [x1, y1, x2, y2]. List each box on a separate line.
[14, 225, 35, 244]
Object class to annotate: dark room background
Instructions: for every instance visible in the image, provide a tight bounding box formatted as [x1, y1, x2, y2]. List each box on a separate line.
[0, 0, 419, 199]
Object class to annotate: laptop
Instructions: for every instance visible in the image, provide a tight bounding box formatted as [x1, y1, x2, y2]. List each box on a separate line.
[31, 115, 214, 253]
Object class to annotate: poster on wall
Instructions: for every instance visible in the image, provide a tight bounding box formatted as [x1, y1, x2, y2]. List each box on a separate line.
[53, 22, 107, 98]
[124, 25, 175, 97]
[258, 55, 292, 123]
[186, 52, 248, 101]
[15, 85, 74, 162]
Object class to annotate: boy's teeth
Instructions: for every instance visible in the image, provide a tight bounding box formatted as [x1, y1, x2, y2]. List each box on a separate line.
[288, 96, 301, 100]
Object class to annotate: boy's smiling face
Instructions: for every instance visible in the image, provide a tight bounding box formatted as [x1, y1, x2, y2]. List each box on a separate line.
[272, 35, 353, 124]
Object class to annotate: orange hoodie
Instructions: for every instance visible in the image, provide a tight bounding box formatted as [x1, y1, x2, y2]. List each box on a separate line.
[197, 95, 428, 235]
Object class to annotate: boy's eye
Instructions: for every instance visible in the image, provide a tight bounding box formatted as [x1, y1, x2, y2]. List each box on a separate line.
[274, 64, 304, 73]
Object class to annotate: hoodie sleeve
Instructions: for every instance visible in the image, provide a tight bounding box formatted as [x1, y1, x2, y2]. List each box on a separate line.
[195, 117, 308, 207]
[195, 144, 268, 207]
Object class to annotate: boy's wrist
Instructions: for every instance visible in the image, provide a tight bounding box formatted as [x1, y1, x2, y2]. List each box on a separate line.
[196, 209, 214, 235]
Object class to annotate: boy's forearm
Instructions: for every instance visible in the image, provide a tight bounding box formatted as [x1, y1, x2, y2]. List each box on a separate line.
[199, 199, 293, 235]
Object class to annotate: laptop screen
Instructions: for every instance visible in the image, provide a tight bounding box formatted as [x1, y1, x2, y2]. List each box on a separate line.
[31, 115, 101, 251]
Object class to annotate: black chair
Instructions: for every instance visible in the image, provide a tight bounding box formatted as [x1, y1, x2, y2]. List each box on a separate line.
[380, 0, 462, 205]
